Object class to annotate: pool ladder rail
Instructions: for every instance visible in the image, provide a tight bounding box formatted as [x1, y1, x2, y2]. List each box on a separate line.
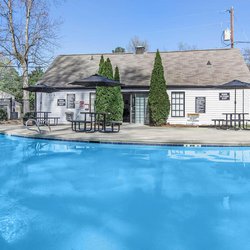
[25, 118, 51, 134]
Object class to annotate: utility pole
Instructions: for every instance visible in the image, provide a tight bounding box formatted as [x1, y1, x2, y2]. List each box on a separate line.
[229, 6, 234, 48]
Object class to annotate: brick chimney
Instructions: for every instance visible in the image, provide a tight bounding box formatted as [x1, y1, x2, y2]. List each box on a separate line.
[135, 46, 145, 54]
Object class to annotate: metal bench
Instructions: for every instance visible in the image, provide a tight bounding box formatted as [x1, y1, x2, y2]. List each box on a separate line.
[71, 120, 93, 132]
[104, 121, 122, 133]
[212, 119, 227, 129]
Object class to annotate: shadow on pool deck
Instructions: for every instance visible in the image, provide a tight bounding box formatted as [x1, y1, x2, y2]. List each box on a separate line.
[0, 123, 250, 146]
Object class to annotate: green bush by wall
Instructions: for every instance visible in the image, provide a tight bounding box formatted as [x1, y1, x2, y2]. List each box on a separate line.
[0, 109, 8, 121]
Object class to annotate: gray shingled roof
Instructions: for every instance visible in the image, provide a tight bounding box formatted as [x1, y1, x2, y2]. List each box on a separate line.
[37, 48, 250, 88]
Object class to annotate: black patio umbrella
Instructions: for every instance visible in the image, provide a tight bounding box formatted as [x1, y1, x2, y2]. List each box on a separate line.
[218, 80, 250, 114]
[68, 74, 124, 88]
[23, 83, 58, 93]
[219, 80, 250, 89]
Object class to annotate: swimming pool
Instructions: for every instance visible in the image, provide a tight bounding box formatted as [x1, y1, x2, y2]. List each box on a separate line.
[0, 134, 250, 250]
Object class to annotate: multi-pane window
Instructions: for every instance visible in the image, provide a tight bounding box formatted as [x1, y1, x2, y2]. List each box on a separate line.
[132, 93, 149, 124]
[171, 92, 185, 117]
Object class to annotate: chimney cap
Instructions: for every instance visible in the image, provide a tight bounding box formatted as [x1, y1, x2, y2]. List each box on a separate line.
[135, 46, 145, 54]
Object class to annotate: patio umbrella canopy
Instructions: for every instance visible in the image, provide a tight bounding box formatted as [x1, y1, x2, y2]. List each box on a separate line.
[23, 83, 58, 93]
[219, 80, 250, 89]
[68, 74, 124, 87]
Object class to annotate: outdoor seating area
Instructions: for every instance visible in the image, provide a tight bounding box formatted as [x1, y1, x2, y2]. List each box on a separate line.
[211, 80, 250, 130]
[212, 112, 250, 130]
[71, 112, 122, 133]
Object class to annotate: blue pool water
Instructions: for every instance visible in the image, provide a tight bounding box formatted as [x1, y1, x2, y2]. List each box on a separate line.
[0, 135, 250, 250]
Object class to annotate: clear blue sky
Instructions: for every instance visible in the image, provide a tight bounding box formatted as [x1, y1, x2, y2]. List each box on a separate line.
[51, 0, 250, 55]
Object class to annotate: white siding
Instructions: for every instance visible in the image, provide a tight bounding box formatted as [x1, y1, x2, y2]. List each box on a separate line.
[36, 90, 95, 124]
[37, 88, 250, 126]
[168, 88, 250, 125]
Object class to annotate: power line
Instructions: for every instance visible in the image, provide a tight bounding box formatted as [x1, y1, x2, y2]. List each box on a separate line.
[234, 12, 250, 42]
[235, 41, 250, 44]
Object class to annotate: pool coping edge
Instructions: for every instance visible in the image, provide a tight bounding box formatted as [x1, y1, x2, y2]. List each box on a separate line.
[1, 131, 250, 147]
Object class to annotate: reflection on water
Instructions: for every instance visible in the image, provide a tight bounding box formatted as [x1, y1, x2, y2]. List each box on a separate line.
[0, 135, 250, 250]
[167, 148, 250, 163]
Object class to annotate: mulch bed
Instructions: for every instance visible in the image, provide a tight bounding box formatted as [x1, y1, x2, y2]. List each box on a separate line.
[0, 119, 22, 125]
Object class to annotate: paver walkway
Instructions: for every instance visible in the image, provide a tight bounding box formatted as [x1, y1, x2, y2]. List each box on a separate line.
[0, 123, 250, 146]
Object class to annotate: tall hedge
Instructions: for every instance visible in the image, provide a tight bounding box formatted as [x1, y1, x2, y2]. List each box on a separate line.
[148, 50, 170, 126]
[95, 57, 124, 121]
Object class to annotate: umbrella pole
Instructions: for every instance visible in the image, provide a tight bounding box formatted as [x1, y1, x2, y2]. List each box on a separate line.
[243, 89, 245, 129]
[40, 92, 42, 112]
[234, 88, 236, 129]
[242, 89, 245, 114]
[35, 93, 37, 112]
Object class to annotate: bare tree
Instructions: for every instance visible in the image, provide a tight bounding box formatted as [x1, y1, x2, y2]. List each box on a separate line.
[242, 48, 250, 71]
[0, 0, 60, 113]
[177, 42, 198, 51]
[127, 36, 149, 53]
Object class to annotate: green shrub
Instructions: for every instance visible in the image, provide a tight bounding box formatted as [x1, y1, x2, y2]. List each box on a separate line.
[0, 109, 8, 121]
[23, 112, 36, 125]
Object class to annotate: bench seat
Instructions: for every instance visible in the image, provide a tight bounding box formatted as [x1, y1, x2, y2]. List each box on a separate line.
[104, 121, 122, 133]
[212, 119, 227, 129]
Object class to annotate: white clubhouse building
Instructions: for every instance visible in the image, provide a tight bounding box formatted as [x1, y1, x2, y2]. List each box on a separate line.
[35, 48, 250, 125]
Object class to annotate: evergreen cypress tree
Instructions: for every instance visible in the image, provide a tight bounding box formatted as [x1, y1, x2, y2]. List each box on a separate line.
[112, 66, 123, 121]
[98, 55, 105, 75]
[105, 58, 113, 79]
[114, 66, 120, 81]
[110, 85, 124, 121]
[95, 86, 109, 114]
[95, 58, 124, 121]
[148, 50, 170, 126]
[96, 56, 108, 114]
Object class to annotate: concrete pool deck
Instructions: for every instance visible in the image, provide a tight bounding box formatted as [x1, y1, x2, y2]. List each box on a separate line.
[0, 123, 250, 146]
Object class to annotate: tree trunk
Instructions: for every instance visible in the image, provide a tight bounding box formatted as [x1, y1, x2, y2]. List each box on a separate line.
[22, 63, 30, 114]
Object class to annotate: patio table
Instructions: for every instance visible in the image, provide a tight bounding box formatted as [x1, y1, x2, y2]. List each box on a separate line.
[71, 112, 108, 132]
